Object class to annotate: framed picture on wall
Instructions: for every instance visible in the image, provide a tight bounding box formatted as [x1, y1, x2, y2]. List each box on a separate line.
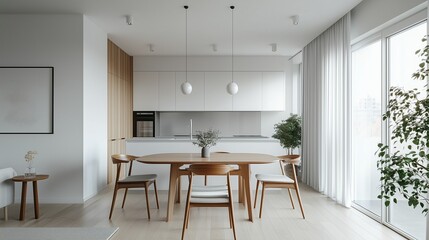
[0, 66, 54, 134]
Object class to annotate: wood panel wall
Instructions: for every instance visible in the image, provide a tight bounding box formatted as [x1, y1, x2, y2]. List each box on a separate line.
[107, 40, 133, 183]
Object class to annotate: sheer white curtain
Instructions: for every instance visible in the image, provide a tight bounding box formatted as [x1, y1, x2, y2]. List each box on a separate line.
[301, 13, 352, 207]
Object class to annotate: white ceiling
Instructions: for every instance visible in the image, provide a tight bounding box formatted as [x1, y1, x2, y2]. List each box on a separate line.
[0, 0, 361, 56]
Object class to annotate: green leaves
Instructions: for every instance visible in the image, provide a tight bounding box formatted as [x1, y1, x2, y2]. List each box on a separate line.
[192, 129, 219, 148]
[272, 114, 302, 151]
[377, 38, 429, 216]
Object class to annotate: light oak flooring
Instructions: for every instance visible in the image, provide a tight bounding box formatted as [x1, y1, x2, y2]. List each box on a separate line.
[0, 184, 405, 240]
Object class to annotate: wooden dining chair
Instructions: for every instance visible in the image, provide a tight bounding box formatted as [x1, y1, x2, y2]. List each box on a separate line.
[176, 151, 231, 203]
[181, 164, 236, 240]
[253, 155, 305, 219]
[109, 154, 159, 220]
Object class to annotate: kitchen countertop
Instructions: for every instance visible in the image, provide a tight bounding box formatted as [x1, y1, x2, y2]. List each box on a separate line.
[127, 136, 279, 142]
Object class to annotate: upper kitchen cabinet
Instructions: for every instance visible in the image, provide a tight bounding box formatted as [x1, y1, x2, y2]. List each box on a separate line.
[175, 72, 205, 111]
[133, 72, 158, 111]
[204, 72, 233, 111]
[158, 72, 176, 111]
[262, 72, 285, 111]
[232, 72, 262, 111]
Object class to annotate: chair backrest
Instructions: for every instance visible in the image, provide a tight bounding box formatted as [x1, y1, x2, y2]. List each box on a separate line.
[188, 164, 233, 176]
[0, 168, 17, 208]
[277, 155, 300, 182]
[111, 154, 139, 183]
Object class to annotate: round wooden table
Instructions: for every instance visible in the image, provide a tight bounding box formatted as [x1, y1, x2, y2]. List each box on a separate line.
[12, 174, 49, 221]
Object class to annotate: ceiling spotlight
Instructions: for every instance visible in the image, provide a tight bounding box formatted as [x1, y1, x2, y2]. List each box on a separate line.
[148, 44, 154, 52]
[291, 15, 299, 25]
[126, 15, 133, 26]
[212, 44, 218, 52]
[271, 43, 277, 52]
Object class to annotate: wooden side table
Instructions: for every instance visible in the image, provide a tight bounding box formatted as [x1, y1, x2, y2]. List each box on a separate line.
[12, 174, 49, 221]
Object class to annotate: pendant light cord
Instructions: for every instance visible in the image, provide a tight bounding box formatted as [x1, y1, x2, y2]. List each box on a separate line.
[185, 5, 188, 83]
[231, 6, 234, 83]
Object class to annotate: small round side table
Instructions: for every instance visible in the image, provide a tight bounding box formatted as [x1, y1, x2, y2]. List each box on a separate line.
[12, 174, 49, 221]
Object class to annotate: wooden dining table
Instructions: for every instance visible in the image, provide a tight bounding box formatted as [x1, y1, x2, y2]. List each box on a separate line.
[137, 152, 278, 222]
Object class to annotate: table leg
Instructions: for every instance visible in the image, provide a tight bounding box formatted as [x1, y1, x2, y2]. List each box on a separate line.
[240, 164, 253, 222]
[33, 181, 39, 219]
[167, 163, 180, 222]
[19, 182, 27, 221]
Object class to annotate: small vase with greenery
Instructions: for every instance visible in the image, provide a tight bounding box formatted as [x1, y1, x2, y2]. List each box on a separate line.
[376, 37, 429, 215]
[193, 129, 220, 158]
[272, 114, 302, 178]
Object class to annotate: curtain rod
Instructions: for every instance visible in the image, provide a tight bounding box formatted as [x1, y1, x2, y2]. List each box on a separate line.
[288, 50, 302, 61]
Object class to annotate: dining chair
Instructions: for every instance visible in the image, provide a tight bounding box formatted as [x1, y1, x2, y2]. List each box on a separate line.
[176, 151, 231, 203]
[253, 155, 305, 219]
[181, 164, 236, 240]
[109, 154, 159, 220]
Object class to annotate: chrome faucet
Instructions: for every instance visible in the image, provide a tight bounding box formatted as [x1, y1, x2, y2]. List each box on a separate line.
[190, 119, 193, 140]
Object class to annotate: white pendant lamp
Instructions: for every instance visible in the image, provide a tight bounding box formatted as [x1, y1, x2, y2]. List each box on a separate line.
[227, 5, 238, 95]
[181, 5, 192, 95]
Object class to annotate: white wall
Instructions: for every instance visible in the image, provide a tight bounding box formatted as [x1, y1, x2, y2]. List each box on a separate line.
[134, 56, 295, 138]
[83, 16, 108, 201]
[0, 14, 84, 203]
[351, 0, 426, 41]
[0, 14, 108, 204]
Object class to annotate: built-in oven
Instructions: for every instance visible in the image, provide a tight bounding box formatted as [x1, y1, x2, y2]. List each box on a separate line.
[133, 111, 155, 137]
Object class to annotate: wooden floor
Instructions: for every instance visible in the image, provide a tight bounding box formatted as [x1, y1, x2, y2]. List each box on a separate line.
[0, 184, 405, 240]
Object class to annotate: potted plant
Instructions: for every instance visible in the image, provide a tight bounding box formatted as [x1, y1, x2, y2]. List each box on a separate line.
[376, 37, 429, 215]
[193, 129, 220, 158]
[272, 114, 302, 178]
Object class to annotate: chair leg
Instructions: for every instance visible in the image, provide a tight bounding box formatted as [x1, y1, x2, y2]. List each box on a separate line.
[109, 186, 119, 219]
[121, 188, 129, 208]
[185, 205, 191, 229]
[204, 175, 208, 186]
[287, 188, 295, 209]
[259, 184, 266, 218]
[4, 207, 8, 221]
[144, 182, 151, 220]
[229, 200, 237, 240]
[182, 175, 193, 240]
[153, 180, 160, 209]
[295, 186, 305, 219]
[254, 180, 260, 209]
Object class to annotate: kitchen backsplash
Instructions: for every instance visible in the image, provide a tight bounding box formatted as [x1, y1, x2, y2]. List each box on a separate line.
[158, 112, 261, 137]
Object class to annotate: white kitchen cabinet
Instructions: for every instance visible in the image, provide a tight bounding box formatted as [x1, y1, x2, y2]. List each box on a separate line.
[232, 72, 262, 111]
[175, 72, 205, 111]
[204, 72, 233, 111]
[262, 72, 285, 111]
[133, 72, 158, 111]
[158, 72, 176, 111]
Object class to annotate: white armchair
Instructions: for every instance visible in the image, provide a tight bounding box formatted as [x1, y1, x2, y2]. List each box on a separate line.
[0, 168, 17, 221]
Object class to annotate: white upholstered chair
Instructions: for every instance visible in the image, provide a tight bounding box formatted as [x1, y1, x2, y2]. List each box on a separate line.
[0, 168, 17, 221]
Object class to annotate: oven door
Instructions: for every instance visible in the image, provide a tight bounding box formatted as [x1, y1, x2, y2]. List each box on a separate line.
[135, 120, 154, 137]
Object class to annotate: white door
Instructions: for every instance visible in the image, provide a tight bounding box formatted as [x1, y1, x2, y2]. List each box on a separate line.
[204, 72, 233, 111]
[262, 72, 285, 111]
[158, 72, 176, 111]
[232, 72, 262, 111]
[133, 72, 158, 111]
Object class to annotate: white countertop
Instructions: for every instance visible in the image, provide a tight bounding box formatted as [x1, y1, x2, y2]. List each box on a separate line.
[127, 136, 279, 142]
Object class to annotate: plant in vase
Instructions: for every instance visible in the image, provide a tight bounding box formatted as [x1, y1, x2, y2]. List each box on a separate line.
[24, 150, 37, 178]
[272, 114, 302, 178]
[193, 129, 220, 158]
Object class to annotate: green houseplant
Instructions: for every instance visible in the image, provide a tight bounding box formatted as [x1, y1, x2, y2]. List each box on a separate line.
[272, 114, 302, 178]
[376, 37, 429, 215]
[193, 129, 220, 158]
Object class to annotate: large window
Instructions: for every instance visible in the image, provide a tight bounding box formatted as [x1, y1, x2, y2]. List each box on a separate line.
[351, 10, 427, 240]
[352, 40, 382, 217]
[386, 21, 427, 240]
